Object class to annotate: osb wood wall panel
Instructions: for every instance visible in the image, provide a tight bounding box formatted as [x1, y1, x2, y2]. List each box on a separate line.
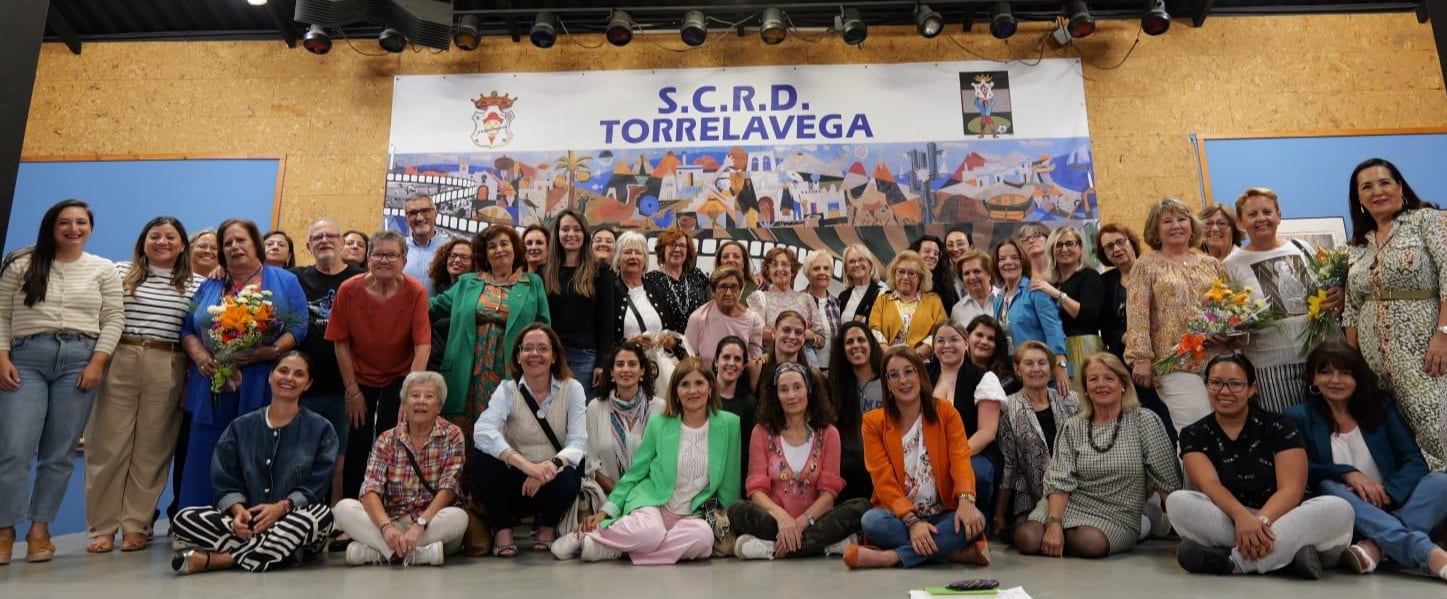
[22, 13, 1446, 242]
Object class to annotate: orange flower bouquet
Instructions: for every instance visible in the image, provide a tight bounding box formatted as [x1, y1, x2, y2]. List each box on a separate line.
[203, 284, 290, 396]
[1153, 278, 1281, 376]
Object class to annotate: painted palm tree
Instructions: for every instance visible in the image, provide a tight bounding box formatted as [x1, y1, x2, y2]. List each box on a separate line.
[553, 150, 594, 212]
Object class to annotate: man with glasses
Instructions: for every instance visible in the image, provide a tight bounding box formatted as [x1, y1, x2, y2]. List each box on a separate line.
[399, 193, 448, 295]
[684, 266, 765, 362]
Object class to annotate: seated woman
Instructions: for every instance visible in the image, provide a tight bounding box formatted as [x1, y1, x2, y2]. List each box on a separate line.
[1286, 342, 1447, 581]
[729, 363, 872, 560]
[965, 315, 1021, 395]
[1168, 353, 1353, 578]
[714, 336, 757, 485]
[557, 358, 741, 565]
[334, 371, 468, 567]
[748, 310, 823, 396]
[927, 321, 1008, 526]
[994, 342, 1081, 539]
[827, 321, 885, 503]
[1014, 353, 1180, 558]
[170, 352, 338, 574]
[586, 341, 664, 495]
[847, 346, 987, 569]
[471, 323, 586, 557]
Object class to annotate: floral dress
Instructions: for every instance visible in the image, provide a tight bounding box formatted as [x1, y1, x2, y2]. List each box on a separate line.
[463, 281, 512, 426]
[1344, 208, 1447, 471]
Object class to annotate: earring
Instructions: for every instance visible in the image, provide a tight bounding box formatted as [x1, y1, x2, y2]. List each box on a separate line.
[1308, 384, 1321, 395]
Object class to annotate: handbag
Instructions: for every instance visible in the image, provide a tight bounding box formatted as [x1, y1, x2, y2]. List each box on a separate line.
[695, 497, 736, 558]
[401, 440, 492, 556]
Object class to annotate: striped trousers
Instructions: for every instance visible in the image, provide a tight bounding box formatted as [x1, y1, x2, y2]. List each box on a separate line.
[172, 504, 333, 572]
[1252, 362, 1307, 414]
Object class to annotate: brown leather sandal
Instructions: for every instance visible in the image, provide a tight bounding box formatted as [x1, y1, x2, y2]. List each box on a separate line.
[120, 533, 149, 552]
[87, 536, 116, 553]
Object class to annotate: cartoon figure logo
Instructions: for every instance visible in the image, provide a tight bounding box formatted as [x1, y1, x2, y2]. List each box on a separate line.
[958, 71, 1013, 137]
[972, 75, 997, 139]
[471, 91, 517, 148]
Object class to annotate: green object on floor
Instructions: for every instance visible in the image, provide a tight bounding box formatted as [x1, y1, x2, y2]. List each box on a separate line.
[922, 588, 999, 596]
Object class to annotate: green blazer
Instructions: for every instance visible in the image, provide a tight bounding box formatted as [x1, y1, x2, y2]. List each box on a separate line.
[429, 272, 550, 416]
[600, 411, 742, 528]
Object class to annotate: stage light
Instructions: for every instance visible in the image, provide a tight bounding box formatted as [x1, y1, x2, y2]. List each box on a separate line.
[246, 0, 267, 6]
[606, 10, 635, 47]
[680, 10, 707, 46]
[989, 2, 1017, 39]
[302, 24, 331, 54]
[530, 12, 558, 48]
[838, 7, 866, 45]
[454, 14, 481, 50]
[760, 7, 787, 45]
[1066, 1, 1096, 38]
[1142, 0, 1170, 35]
[379, 27, 406, 52]
[915, 4, 943, 38]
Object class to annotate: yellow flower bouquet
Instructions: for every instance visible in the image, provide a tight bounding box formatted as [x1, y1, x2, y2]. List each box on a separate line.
[1154, 278, 1281, 376]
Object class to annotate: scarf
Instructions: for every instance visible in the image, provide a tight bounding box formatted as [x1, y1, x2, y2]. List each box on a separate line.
[608, 388, 652, 474]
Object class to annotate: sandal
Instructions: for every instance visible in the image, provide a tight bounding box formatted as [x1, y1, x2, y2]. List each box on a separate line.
[26, 535, 56, 563]
[491, 544, 518, 558]
[171, 549, 211, 575]
[120, 533, 149, 552]
[0, 536, 12, 565]
[531, 539, 554, 552]
[87, 536, 116, 553]
[1343, 543, 1378, 574]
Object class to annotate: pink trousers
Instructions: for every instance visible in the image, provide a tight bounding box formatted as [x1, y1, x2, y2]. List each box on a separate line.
[587, 507, 714, 565]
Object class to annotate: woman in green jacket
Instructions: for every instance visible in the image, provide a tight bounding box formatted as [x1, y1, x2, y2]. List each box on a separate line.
[430, 225, 550, 433]
[555, 358, 741, 564]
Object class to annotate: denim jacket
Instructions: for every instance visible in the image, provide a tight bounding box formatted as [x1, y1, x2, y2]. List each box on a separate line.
[211, 406, 338, 513]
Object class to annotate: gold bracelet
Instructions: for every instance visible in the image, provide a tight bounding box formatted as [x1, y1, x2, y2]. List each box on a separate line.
[1044, 515, 1064, 525]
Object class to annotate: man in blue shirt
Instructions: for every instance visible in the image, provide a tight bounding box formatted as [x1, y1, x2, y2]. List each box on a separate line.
[400, 193, 447, 295]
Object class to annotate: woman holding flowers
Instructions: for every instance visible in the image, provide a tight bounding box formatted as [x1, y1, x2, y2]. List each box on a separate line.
[177, 219, 307, 510]
[1125, 198, 1230, 434]
[1223, 188, 1344, 413]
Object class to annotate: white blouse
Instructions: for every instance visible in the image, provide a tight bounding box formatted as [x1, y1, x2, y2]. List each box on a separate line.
[665, 422, 711, 515]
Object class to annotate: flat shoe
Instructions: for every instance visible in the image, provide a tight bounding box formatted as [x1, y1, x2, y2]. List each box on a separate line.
[26, 536, 56, 563]
[0, 537, 12, 565]
[87, 536, 115, 553]
[843, 545, 862, 570]
[120, 533, 149, 552]
[171, 550, 210, 575]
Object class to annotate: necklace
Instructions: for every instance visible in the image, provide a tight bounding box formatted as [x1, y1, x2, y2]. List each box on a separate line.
[227, 263, 264, 292]
[1087, 416, 1122, 453]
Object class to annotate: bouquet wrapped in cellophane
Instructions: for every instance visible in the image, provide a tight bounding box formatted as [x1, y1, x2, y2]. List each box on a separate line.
[1298, 246, 1349, 353]
[203, 284, 294, 398]
[1153, 278, 1282, 376]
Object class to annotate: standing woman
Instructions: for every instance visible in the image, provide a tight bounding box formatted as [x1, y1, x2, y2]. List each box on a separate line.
[1032, 226, 1105, 385]
[748, 311, 821, 397]
[685, 267, 764, 363]
[644, 229, 711, 336]
[85, 217, 202, 554]
[911, 235, 959, 314]
[426, 238, 474, 297]
[1199, 205, 1244, 263]
[1016, 223, 1052, 278]
[543, 210, 616, 400]
[993, 342, 1081, 540]
[522, 225, 548, 274]
[713, 336, 757, 484]
[715, 240, 757, 304]
[341, 230, 369, 269]
[170, 227, 219, 522]
[869, 250, 946, 360]
[591, 227, 617, 267]
[262, 230, 296, 269]
[1342, 158, 1447, 470]
[1125, 198, 1230, 434]
[827, 321, 884, 502]
[945, 227, 973, 303]
[965, 315, 1020, 395]
[562, 359, 741, 565]
[838, 243, 887, 324]
[586, 341, 663, 495]
[951, 250, 999, 327]
[992, 239, 1069, 395]
[0, 199, 124, 564]
[430, 225, 550, 444]
[189, 229, 219, 276]
[327, 230, 431, 500]
[749, 248, 827, 365]
[612, 232, 686, 387]
[177, 219, 307, 509]
[803, 250, 843, 370]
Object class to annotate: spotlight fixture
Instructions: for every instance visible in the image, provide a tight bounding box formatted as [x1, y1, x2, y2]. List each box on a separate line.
[246, 0, 267, 6]
[1142, 0, 1170, 35]
[760, 7, 787, 45]
[837, 7, 867, 45]
[914, 4, 943, 38]
[606, 10, 635, 47]
[989, 2, 1017, 39]
[302, 24, 331, 55]
[680, 10, 707, 46]
[1066, 1, 1096, 38]
[453, 14, 481, 51]
[378, 27, 406, 53]
[530, 12, 558, 48]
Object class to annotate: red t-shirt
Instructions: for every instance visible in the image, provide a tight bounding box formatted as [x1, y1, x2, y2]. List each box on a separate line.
[324, 275, 431, 387]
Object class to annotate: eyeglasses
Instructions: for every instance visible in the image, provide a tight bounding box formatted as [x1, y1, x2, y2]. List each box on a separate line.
[1055, 240, 1081, 249]
[447, 252, 472, 263]
[885, 366, 918, 382]
[1205, 378, 1249, 393]
[714, 283, 741, 292]
[308, 232, 340, 242]
[520, 344, 552, 354]
[405, 208, 436, 218]
[667, 242, 689, 250]
[369, 252, 402, 262]
[895, 270, 921, 279]
[1203, 220, 1233, 230]
[1021, 232, 1046, 242]
[1102, 239, 1131, 251]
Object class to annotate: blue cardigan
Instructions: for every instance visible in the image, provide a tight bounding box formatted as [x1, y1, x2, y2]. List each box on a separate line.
[993, 276, 1068, 358]
[1285, 402, 1429, 505]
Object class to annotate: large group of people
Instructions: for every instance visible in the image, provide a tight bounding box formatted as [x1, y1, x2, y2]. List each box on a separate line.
[0, 158, 1444, 586]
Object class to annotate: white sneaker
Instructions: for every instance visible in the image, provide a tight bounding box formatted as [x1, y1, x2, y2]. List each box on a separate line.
[345, 541, 388, 566]
[405, 542, 444, 566]
[581, 536, 622, 562]
[551, 533, 582, 560]
[824, 534, 857, 557]
[733, 534, 775, 560]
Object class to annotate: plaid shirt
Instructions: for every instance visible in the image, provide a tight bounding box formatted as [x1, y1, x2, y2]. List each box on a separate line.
[359, 418, 466, 519]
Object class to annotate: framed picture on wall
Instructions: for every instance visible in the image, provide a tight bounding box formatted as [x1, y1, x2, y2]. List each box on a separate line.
[1277, 216, 1348, 250]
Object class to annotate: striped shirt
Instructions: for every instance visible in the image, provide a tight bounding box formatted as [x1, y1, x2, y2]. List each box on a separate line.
[115, 261, 203, 342]
[0, 252, 125, 353]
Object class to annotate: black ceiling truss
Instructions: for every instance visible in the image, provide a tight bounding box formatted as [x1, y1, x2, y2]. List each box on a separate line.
[46, 2, 82, 55]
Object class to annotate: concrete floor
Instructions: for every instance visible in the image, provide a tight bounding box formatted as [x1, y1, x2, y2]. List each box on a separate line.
[0, 529, 1441, 599]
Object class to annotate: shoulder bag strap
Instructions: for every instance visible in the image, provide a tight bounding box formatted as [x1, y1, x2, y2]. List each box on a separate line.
[517, 381, 565, 453]
[400, 441, 438, 496]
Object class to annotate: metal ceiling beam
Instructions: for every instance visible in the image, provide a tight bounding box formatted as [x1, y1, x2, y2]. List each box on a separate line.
[0, 0, 50, 251]
[1192, 0, 1215, 26]
[266, 0, 299, 47]
[46, 3, 82, 54]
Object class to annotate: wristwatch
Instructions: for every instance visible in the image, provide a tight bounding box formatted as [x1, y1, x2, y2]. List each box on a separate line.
[807, 514, 817, 527]
[959, 492, 977, 505]
[550, 457, 565, 469]
[1056, 357, 1068, 369]
[415, 516, 429, 529]
[1436, 325, 1447, 336]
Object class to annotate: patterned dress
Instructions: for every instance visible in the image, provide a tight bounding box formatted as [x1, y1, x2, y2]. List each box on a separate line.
[1123, 251, 1229, 373]
[461, 281, 512, 428]
[1343, 208, 1447, 471]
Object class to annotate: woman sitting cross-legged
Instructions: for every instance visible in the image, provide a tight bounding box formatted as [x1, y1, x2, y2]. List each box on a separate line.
[846, 346, 988, 569]
[1014, 353, 1180, 558]
[1168, 353, 1353, 578]
[728, 362, 871, 560]
[334, 371, 468, 567]
[471, 323, 586, 557]
[170, 352, 338, 574]
[993, 342, 1081, 540]
[1286, 342, 1447, 581]
[555, 358, 741, 565]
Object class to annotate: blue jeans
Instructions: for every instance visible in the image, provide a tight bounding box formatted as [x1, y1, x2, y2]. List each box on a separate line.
[972, 455, 995, 528]
[1320, 471, 1447, 573]
[0, 333, 99, 527]
[861, 508, 978, 568]
[300, 393, 349, 454]
[565, 347, 597, 401]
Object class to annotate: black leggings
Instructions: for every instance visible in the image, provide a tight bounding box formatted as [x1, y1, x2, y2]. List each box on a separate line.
[341, 377, 405, 499]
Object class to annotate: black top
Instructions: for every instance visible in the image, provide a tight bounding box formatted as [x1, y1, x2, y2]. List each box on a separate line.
[547, 264, 618, 357]
[1057, 268, 1105, 337]
[643, 268, 711, 335]
[1179, 407, 1305, 509]
[925, 359, 1002, 469]
[1100, 269, 1128, 358]
[1035, 406, 1059, 455]
[837, 281, 884, 322]
[292, 265, 365, 395]
[721, 385, 757, 488]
